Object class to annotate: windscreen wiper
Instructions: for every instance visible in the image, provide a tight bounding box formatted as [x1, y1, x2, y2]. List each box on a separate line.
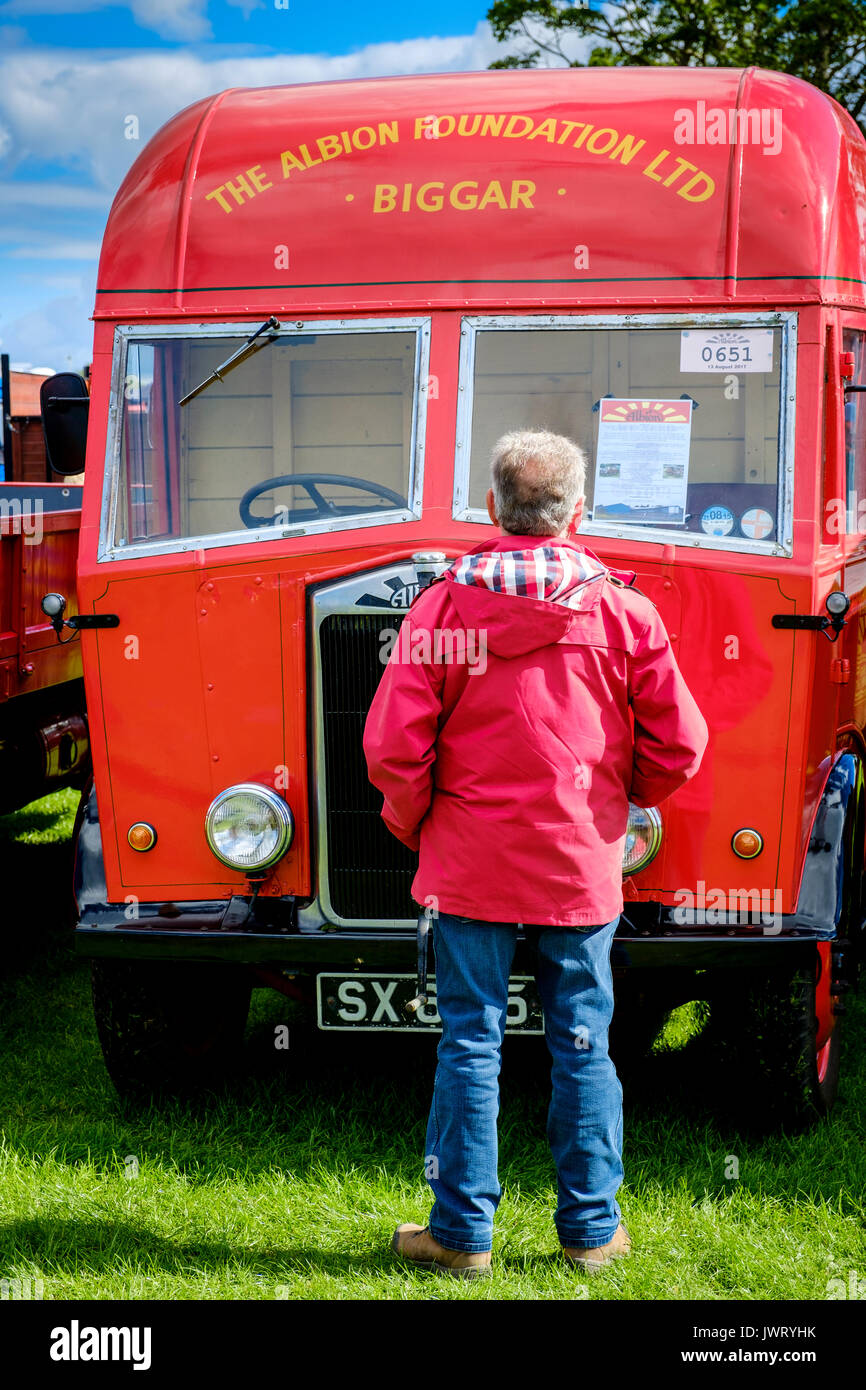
[178, 316, 281, 407]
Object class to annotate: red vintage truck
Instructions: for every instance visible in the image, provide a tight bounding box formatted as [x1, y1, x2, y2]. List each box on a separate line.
[57, 64, 866, 1123]
[0, 477, 87, 812]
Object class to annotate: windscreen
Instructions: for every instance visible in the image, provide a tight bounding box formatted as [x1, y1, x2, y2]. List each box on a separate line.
[460, 321, 786, 550]
[111, 327, 420, 552]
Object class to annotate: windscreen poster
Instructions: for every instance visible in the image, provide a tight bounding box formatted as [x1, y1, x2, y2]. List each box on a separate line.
[593, 398, 692, 526]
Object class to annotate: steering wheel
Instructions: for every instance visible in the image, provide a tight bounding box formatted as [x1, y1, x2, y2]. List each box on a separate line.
[239, 473, 407, 529]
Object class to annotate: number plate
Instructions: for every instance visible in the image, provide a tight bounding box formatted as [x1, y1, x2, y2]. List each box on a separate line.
[316, 972, 544, 1033]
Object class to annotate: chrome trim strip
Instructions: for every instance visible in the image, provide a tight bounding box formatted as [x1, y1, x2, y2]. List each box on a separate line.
[302, 559, 442, 933]
[98, 317, 431, 563]
[453, 310, 796, 560]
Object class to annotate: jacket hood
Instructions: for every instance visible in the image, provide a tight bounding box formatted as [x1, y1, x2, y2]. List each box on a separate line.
[443, 535, 610, 659]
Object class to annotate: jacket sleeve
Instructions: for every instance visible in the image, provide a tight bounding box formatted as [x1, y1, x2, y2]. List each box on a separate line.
[362, 612, 446, 851]
[627, 605, 709, 807]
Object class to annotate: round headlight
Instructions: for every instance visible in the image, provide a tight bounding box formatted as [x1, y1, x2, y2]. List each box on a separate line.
[622, 804, 662, 875]
[205, 783, 294, 872]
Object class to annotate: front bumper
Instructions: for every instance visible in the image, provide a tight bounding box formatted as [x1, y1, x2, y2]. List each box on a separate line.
[74, 897, 825, 972]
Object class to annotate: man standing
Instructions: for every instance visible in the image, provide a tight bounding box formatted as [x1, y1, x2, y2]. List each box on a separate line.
[363, 429, 708, 1278]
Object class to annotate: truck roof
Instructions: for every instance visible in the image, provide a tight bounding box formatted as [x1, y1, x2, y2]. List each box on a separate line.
[94, 65, 866, 317]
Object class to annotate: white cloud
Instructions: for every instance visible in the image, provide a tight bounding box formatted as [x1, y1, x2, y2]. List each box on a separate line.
[129, 0, 211, 42]
[7, 238, 101, 258]
[0, 22, 506, 368]
[0, 179, 109, 208]
[2, 287, 96, 373]
[0, 24, 503, 189]
[0, 0, 212, 42]
[224, 0, 266, 17]
[15, 271, 87, 290]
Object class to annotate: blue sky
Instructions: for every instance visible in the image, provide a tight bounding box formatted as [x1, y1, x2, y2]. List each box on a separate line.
[0, 1, 583, 372]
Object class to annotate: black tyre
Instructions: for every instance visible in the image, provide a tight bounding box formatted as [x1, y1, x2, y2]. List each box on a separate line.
[609, 990, 671, 1074]
[91, 959, 252, 1100]
[708, 952, 841, 1129]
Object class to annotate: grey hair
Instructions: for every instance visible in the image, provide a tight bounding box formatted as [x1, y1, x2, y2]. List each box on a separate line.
[490, 429, 587, 537]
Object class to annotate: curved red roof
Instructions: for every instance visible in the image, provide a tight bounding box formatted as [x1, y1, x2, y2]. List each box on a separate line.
[94, 65, 866, 316]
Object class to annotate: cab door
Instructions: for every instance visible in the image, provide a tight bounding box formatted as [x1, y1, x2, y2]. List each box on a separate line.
[838, 317, 866, 737]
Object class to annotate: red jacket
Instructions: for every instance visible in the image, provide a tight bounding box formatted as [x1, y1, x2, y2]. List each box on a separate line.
[362, 533, 708, 927]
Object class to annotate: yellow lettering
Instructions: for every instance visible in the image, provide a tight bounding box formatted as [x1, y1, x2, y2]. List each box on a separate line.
[510, 179, 535, 209]
[585, 127, 618, 155]
[450, 181, 478, 210]
[556, 121, 583, 144]
[352, 126, 377, 150]
[316, 134, 343, 162]
[663, 157, 697, 187]
[609, 133, 645, 165]
[223, 171, 256, 206]
[528, 118, 557, 142]
[378, 120, 399, 145]
[280, 148, 306, 178]
[417, 181, 445, 211]
[205, 186, 233, 214]
[298, 144, 322, 169]
[373, 184, 398, 212]
[643, 149, 670, 182]
[477, 180, 507, 209]
[678, 171, 716, 201]
[457, 114, 482, 137]
[503, 115, 534, 138]
[481, 114, 506, 137]
[247, 164, 272, 193]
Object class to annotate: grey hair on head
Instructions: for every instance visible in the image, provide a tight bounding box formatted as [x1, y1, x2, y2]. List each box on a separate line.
[490, 428, 587, 537]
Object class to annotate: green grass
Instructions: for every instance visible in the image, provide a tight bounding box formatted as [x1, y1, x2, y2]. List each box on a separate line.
[1, 788, 864, 1300]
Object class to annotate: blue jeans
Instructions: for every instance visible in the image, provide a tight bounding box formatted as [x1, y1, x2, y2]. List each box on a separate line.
[424, 913, 623, 1254]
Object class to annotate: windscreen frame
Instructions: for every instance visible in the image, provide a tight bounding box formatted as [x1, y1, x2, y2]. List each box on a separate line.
[452, 310, 797, 559]
[98, 316, 431, 563]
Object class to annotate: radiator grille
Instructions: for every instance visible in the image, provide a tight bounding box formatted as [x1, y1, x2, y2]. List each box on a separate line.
[319, 613, 418, 920]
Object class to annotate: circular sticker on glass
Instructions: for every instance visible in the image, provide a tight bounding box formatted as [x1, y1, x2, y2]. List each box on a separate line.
[700, 505, 734, 536]
[740, 507, 774, 540]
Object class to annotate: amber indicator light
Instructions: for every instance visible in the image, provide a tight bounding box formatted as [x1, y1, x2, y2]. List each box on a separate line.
[732, 828, 763, 859]
[128, 822, 157, 852]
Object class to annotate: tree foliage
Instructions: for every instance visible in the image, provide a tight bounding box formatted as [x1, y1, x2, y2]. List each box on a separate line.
[487, 1, 866, 129]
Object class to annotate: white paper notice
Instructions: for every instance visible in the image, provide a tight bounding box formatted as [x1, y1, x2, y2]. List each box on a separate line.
[680, 328, 774, 373]
[593, 398, 692, 526]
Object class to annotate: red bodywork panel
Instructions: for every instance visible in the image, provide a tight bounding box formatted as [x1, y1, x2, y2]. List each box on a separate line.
[0, 491, 81, 703]
[77, 67, 866, 925]
[93, 67, 866, 317]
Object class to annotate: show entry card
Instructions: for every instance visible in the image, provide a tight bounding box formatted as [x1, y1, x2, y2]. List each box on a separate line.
[593, 398, 692, 526]
[680, 328, 774, 373]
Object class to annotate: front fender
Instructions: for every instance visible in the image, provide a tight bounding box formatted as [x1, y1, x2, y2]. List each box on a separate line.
[73, 782, 107, 915]
[795, 753, 863, 940]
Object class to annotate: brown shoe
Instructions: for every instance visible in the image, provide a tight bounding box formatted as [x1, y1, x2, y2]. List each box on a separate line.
[392, 1223, 492, 1279]
[561, 1223, 632, 1274]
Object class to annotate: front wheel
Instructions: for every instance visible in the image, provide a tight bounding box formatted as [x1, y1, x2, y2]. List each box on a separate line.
[91, 960, 252, 1101]
[709, 949, 842, 1129]
[609, 989, 671, 1076]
